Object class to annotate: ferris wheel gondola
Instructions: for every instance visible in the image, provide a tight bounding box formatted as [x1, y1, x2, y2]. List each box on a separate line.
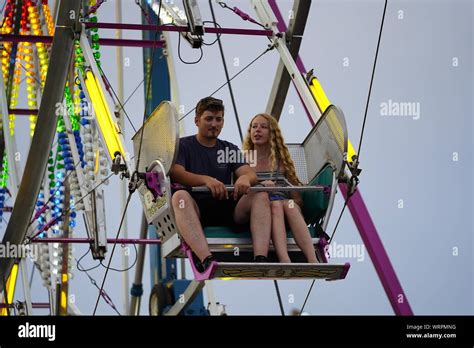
[133, 101, 352, 282]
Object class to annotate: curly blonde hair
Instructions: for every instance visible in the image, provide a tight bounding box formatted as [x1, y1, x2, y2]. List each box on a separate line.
[243, 113, 302, 185]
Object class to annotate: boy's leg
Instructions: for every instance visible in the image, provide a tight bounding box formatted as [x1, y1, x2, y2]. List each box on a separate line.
[171, 190, 212, 262]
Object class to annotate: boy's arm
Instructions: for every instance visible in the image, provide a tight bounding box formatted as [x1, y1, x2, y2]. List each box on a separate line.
[170, 164, 228, 200]
[235, 164, 258, 185]
[232, 165, 257, 200]
[170, 164, 209, 187]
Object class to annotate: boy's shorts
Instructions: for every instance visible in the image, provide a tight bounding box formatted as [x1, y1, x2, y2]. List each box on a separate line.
[193, 195, 240, 227]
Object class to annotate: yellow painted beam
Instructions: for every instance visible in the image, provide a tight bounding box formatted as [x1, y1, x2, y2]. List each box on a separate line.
[1, 263, 19, 316]
[308, 76, 357, 163]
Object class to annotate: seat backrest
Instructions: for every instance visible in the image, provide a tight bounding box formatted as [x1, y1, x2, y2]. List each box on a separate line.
[132, 101, 179, 175]
[287, 105, 348, 224]
[287, 105, 347, 185]
[287, 144, 309, 184]
[302, 105, 348, 181]
[301, 165, 333, 224]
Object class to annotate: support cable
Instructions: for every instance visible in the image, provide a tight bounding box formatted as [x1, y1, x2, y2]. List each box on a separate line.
[329, 0, 388, 245]
[209, 0, 243, 141]
[178, 45, 273, 122]
[93, 0, 164, 315]
[273, 280, 285, 316]
[300, 0, 388, 312]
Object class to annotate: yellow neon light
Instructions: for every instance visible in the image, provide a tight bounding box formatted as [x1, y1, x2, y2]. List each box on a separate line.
[60, 290, 68, 315]
[94, 148, 100, 174]
[60, 269, 68, 315]
[308, 77, 357, 163]
[1, 263, 19, 316]
[84, 70, 126, 161]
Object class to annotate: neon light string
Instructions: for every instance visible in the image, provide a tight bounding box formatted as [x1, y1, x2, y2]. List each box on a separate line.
[27, 2, 49, 87]
[88, 0, 102, 67]
[0, 153, 9, 226]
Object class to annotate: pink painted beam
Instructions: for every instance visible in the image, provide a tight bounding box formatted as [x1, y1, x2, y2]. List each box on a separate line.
[268, 1, 307, 76]
[340, 184, 413, 315]
[268, 0, 413, 315]
[0, 34, 52, 44]
[0, 34, 165, 48]
[267, 1, 314, 126]
[8, 108, 38, 115]
[84, 21, 273, 36]
[31, 237, 161, 245]
[0, 302, 50, 309]
[98, 38, 164, 48]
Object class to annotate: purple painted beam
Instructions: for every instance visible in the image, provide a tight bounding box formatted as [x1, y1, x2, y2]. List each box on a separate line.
[268, 0, 314, 126]
[0, 34, 52, 44]
[98, 38, 164, 48]
[340, 184, 413, 315]
[84, 22, 273, 37]
[0, 34, 165, 48]
[268, 1, 307, 76]
[268, 0, 413, 315]
[31, 237, 161, 245]
[0, 302, 50, 309]
[8, 108, 38, 115]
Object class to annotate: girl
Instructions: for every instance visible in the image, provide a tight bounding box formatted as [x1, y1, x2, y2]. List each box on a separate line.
[243, 113, 318, 263]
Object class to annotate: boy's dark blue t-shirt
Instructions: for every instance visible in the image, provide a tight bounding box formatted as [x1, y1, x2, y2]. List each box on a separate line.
[174, 135, 247, 198]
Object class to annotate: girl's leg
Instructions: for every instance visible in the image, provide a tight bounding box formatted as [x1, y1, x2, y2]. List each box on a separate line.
[270, 200, 291, 263]
[283, 200, 318, 263]
[234, 191, 272, 258]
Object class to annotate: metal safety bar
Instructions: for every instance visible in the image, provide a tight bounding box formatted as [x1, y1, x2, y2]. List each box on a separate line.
[189, 185, 329, 193]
